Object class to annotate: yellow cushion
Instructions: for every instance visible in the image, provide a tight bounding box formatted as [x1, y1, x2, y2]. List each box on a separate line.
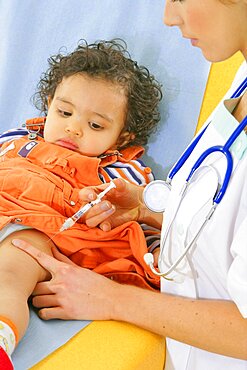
[31, 321, 166, 370]
[196, 51, 244, 133]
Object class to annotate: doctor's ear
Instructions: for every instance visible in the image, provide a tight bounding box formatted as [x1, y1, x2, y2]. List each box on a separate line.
[117, 131, 136, 149]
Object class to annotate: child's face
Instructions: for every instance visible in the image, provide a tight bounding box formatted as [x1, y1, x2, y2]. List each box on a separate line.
[44, 74, 127, 156]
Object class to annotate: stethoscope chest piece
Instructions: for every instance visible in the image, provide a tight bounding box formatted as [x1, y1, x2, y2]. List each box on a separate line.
[143, 180, 171, 213]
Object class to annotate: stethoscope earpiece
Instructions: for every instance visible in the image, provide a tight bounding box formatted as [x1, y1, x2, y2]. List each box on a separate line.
[143, 252, 154, 266]
[144, 252, 185, 283]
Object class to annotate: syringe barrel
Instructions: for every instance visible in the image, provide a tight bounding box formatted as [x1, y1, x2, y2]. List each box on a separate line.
[60, 217, 75, 232]
[71, 202, 92, 221]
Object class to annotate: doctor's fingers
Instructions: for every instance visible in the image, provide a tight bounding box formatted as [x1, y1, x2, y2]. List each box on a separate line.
[79, 178, 125, 203]
[84, 201, 116, 229]
[38, 306, 72, 321]
[12, 238, 62, 277]
[34, 284, 90, 320]
[32, 291, 59, 310]
[32, 280, 54, 296]
[51, 246, 77, 266]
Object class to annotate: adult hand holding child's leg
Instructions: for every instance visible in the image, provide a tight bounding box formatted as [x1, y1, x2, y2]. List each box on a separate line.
[0, 229, 54, 367]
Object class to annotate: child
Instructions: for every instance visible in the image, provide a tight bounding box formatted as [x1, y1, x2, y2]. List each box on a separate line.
[0, 38, 162, 368]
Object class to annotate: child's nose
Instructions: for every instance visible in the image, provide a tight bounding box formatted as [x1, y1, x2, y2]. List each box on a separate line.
[64, 125, 82, 138]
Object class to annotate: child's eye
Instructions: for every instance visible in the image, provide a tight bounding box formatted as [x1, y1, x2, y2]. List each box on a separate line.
[88, 121, 103, 130]
[58, 109, 72, 117]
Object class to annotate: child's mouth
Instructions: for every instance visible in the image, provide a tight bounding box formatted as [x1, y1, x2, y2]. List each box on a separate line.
[56, 138, 79, 150]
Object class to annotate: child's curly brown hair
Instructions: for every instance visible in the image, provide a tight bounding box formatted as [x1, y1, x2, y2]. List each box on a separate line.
[33, 39, 162, 147]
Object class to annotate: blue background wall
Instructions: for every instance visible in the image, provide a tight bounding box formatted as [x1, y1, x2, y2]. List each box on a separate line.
[0, 0, 210, 178]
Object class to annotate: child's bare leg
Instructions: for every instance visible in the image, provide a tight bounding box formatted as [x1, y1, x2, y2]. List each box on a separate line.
[0, 229, 54, 343]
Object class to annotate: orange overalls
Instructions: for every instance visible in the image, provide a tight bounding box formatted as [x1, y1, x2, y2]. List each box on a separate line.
[0, 124, 160, 290]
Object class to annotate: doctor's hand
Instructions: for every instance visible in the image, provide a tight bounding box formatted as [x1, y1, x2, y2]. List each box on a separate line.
[79, 178, 145, 231]
[11, 239, 118, 321]
[80, 178, 163, 231]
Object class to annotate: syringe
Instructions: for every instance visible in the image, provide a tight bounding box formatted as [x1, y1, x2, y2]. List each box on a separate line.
[60, 181, 116, 232]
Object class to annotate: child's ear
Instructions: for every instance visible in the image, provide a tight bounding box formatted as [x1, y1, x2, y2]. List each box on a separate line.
[117, 131, 135, 148]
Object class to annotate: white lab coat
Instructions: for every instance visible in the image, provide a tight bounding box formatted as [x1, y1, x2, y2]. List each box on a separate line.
[160, 62, 247, 370]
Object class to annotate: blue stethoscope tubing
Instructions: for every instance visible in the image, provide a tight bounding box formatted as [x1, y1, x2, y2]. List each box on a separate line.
[144, 76, 247, 280]
[169, 76, 247, 204]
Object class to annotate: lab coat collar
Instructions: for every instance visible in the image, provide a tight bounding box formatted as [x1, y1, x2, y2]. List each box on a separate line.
[211, 96, 247, 160]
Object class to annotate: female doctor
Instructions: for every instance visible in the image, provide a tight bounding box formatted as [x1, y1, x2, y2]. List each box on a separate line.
[13, 0, 247, 368]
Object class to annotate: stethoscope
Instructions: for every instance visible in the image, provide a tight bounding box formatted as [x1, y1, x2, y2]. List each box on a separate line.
[143, 76, 247, 281]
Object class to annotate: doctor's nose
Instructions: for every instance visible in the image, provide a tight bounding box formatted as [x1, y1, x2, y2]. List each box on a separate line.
[163, 2, 182, 27]
[64, 125, 82, 138]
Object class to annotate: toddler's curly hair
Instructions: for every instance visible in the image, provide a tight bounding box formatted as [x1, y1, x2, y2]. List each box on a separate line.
[33, 39, 162, 147]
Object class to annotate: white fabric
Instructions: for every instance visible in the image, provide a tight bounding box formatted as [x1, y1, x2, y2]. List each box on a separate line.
[160, 62, 247, 370]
